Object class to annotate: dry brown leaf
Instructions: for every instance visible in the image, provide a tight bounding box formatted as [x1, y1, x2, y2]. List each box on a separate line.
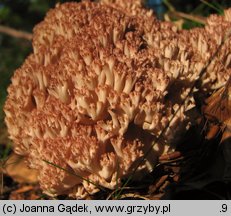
[4, 153, 38, 183]
[9, 187, 41, 200]
[148, 175, 168, 194]
[203, 78, 231, 142]
[221, 118, 231, 143]
[12, 185, 34, 194]
[204, 78, 231, 123]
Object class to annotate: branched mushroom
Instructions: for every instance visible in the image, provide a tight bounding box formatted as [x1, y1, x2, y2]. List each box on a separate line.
[4, 0, 231, 198]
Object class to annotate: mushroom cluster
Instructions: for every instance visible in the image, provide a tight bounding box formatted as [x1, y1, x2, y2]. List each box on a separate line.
[4, 0, 231, 198]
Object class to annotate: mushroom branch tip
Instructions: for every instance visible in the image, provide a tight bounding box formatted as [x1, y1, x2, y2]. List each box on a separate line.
[4, 0, 231, 198]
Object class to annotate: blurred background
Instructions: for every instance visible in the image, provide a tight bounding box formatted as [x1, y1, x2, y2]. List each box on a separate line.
[0, 0, 231, 199]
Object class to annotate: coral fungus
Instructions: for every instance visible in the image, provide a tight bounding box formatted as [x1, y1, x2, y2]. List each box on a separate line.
[4, 0, 231, 198]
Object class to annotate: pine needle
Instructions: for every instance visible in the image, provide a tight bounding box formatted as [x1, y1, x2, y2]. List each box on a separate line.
[42, 159, 106, 192]
[200, 0, 224, 15]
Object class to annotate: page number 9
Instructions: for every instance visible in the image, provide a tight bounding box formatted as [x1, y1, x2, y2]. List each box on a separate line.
[220, 204, 227, 213]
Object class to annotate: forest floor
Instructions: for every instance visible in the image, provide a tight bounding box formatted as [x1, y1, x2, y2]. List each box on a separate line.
[0, 0, 231, 200]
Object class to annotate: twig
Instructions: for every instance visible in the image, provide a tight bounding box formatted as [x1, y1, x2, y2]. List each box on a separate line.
[0, 25, 32, 40]
[163, 0, 175, 12]
[163, 0, 206, 25]
[200, 0, 224, 15]
[168, 11, 206, 25]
